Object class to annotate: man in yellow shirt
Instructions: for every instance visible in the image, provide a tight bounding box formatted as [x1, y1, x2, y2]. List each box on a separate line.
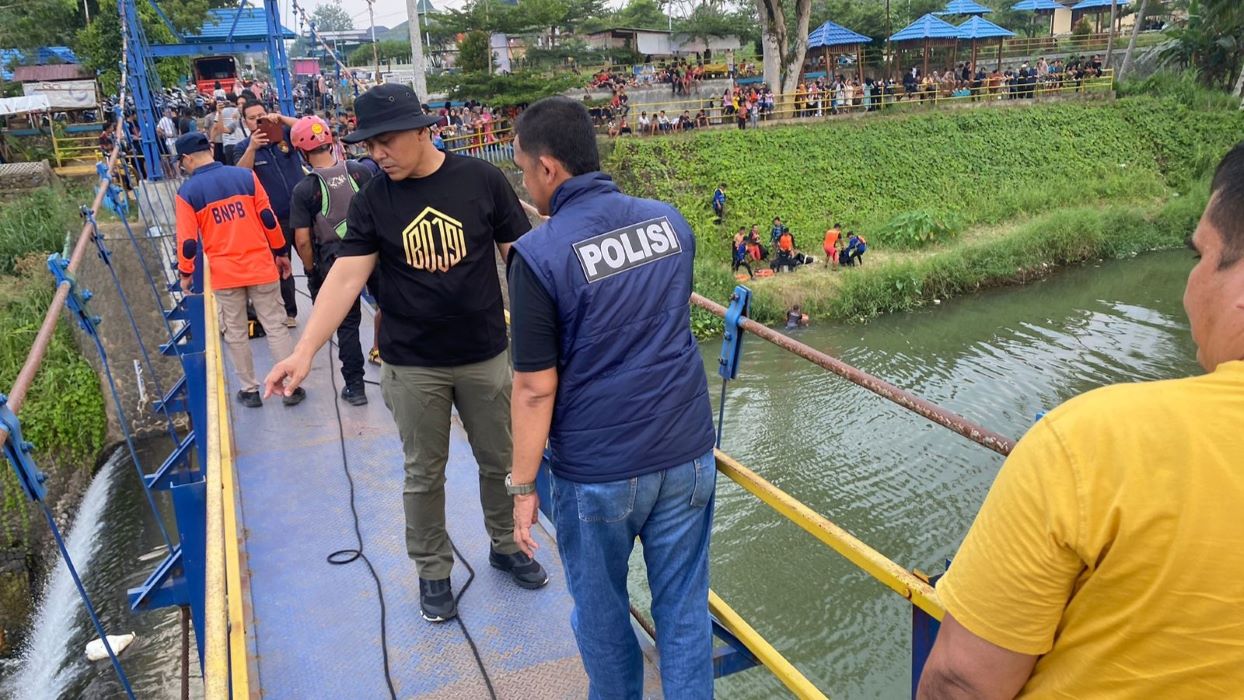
[918, 144, 1244, 698]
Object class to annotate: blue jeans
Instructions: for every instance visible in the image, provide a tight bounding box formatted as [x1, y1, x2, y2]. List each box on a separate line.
[551, 450, 716, 700]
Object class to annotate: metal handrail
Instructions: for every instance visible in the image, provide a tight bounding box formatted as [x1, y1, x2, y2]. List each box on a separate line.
[694, 291, 1015, 455]
[0, 140, 123, 446]
[201, 279, 251, 696]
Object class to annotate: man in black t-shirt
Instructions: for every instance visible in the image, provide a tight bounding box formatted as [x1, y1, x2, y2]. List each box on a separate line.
[264, 83, 548, 624]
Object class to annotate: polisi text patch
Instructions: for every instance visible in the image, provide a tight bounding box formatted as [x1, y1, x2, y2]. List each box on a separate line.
[572, 217, 681, 283]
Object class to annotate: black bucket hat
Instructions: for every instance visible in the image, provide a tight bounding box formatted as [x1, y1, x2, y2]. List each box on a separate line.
[342, 83, 440, 144]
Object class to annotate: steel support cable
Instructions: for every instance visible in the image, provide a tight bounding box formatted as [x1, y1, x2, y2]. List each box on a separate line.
[689, 293, 1016, 456]
[40, 502, 138, 699]
[72, 290, 177, 552]
[0, 10, 141, 695]
[111, 206, 178, 346]
[85, 212, 181, 446]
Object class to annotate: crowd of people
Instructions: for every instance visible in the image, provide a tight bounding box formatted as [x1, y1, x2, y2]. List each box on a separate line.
[728, 216, 868, 278]
[100, 84, 519, 183]
[589, 53, 1110, 138]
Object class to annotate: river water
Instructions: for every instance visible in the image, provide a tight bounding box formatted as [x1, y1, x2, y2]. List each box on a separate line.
[2, 440, 201, 699]
[6, 250, 1199, 698]
[697, 250, 1202, 698]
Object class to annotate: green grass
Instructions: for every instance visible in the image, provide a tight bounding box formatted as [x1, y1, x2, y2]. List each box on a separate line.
[0, 184, 109, 530]
[605, 95, 1242, 326]
[0, 187, 79, 275]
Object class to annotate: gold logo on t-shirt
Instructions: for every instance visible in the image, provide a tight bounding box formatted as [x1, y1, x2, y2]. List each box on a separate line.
[401, 207, 467, 273]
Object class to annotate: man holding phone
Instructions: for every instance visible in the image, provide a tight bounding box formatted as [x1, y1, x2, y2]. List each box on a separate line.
[237, 95, 303, 326]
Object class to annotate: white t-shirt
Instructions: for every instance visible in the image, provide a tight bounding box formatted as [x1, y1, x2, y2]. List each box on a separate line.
[158, 115, 177, 150]
[219, 107, 246, 147]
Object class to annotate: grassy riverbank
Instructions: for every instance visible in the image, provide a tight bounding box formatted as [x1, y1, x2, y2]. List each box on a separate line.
[606, 95, 1244, 326]
[0, 188, 107, 527]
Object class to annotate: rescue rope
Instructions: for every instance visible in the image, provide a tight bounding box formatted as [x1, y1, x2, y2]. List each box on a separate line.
[299, 278, 498, 699]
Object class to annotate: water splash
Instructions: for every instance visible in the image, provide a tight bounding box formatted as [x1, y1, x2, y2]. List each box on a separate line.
[7, 450, 122, 699]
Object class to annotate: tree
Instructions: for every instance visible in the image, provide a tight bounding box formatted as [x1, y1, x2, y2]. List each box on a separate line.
[440, 0, 524, 35]
[755, 0, 813, 94]
[1118, 0, 1150, 81]
[0, 0, 80, 51]
[312, 0, 354, 32]
[349, 39, 413, 66]
[458, 30, 493, 73]
[678, 5, 757, 51]
[74, 0, 231, 94]
[614, 0, 670, 31]
[1104, 0, 1119, 67]
[1159, 0, 1244, 90]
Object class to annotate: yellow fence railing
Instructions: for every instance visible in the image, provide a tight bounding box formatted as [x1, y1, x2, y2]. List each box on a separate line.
[605, 70, 1113, 135]
[203, 268, 252, 699]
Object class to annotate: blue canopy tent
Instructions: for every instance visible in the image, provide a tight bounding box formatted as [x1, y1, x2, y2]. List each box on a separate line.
[889, 13, 963, 78]
[806, 20, 873, 81]
[935, 0, 993, 16]
[1011, 0, 1065, 35]
[957, 16, 1016, 70]
[1070, 0, 1131, 33]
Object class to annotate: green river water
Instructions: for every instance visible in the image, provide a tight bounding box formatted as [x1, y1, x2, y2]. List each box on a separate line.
[676, 249, 1202, 698]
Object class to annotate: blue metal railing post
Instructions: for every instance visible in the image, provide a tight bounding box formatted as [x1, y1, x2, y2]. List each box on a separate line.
[264, 0, 296, 115]
[132, 243, 208, 668]
[911, 571, 944, 698]
[0, 397, 138, 700]
[715, 285, 751, 448]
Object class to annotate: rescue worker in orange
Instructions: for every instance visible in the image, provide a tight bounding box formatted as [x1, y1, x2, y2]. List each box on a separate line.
[823, 223, 842, 268]
[173, 132, 304, 408]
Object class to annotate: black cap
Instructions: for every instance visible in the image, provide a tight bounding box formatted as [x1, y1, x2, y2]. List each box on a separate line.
[175, 132, 211, 157]
[342, 83, 439, 144]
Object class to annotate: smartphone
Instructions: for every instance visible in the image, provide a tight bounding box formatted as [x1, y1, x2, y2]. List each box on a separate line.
[256, 119, 284, 145]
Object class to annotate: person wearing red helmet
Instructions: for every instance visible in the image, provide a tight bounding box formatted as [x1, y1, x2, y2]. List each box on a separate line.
[288, 115, 376, 405]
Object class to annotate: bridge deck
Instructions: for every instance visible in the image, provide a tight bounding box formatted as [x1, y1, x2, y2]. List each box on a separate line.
[224, 277, 660, 698]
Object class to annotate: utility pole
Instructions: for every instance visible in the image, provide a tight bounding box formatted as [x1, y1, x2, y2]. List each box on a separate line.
[405, 0, 428, 98]
[367, 0, 380, 84]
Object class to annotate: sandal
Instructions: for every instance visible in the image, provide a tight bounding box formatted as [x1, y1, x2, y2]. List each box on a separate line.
[368, 347, 381, 365]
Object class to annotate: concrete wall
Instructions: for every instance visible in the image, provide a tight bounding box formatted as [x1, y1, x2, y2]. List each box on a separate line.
[71, 219, 187, 443]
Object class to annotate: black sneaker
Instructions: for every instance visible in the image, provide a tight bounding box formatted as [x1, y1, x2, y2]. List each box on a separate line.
[236, 389, 262, 408]
[281, 387, 306, 407]
[489, 549, 549, 590]
[418, 577, 457, 623]
[340, 383, 367, 406]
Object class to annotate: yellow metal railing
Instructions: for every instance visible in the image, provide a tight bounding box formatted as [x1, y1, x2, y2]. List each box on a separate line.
[612, 70, 1112, 134]
[203, 270, 252, 698]
[709, 590, 829, 700]
[443, 121, 514, 153]
[715, 451, 944, 620]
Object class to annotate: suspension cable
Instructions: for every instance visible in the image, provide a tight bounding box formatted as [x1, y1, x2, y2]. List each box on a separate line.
[85, 211, 181, 446]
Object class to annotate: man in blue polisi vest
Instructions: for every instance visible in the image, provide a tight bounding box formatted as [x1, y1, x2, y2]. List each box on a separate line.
[507, 96, 717, 699]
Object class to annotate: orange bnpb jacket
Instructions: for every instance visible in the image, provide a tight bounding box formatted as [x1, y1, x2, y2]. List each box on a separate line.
[176, 162, 287, 290]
